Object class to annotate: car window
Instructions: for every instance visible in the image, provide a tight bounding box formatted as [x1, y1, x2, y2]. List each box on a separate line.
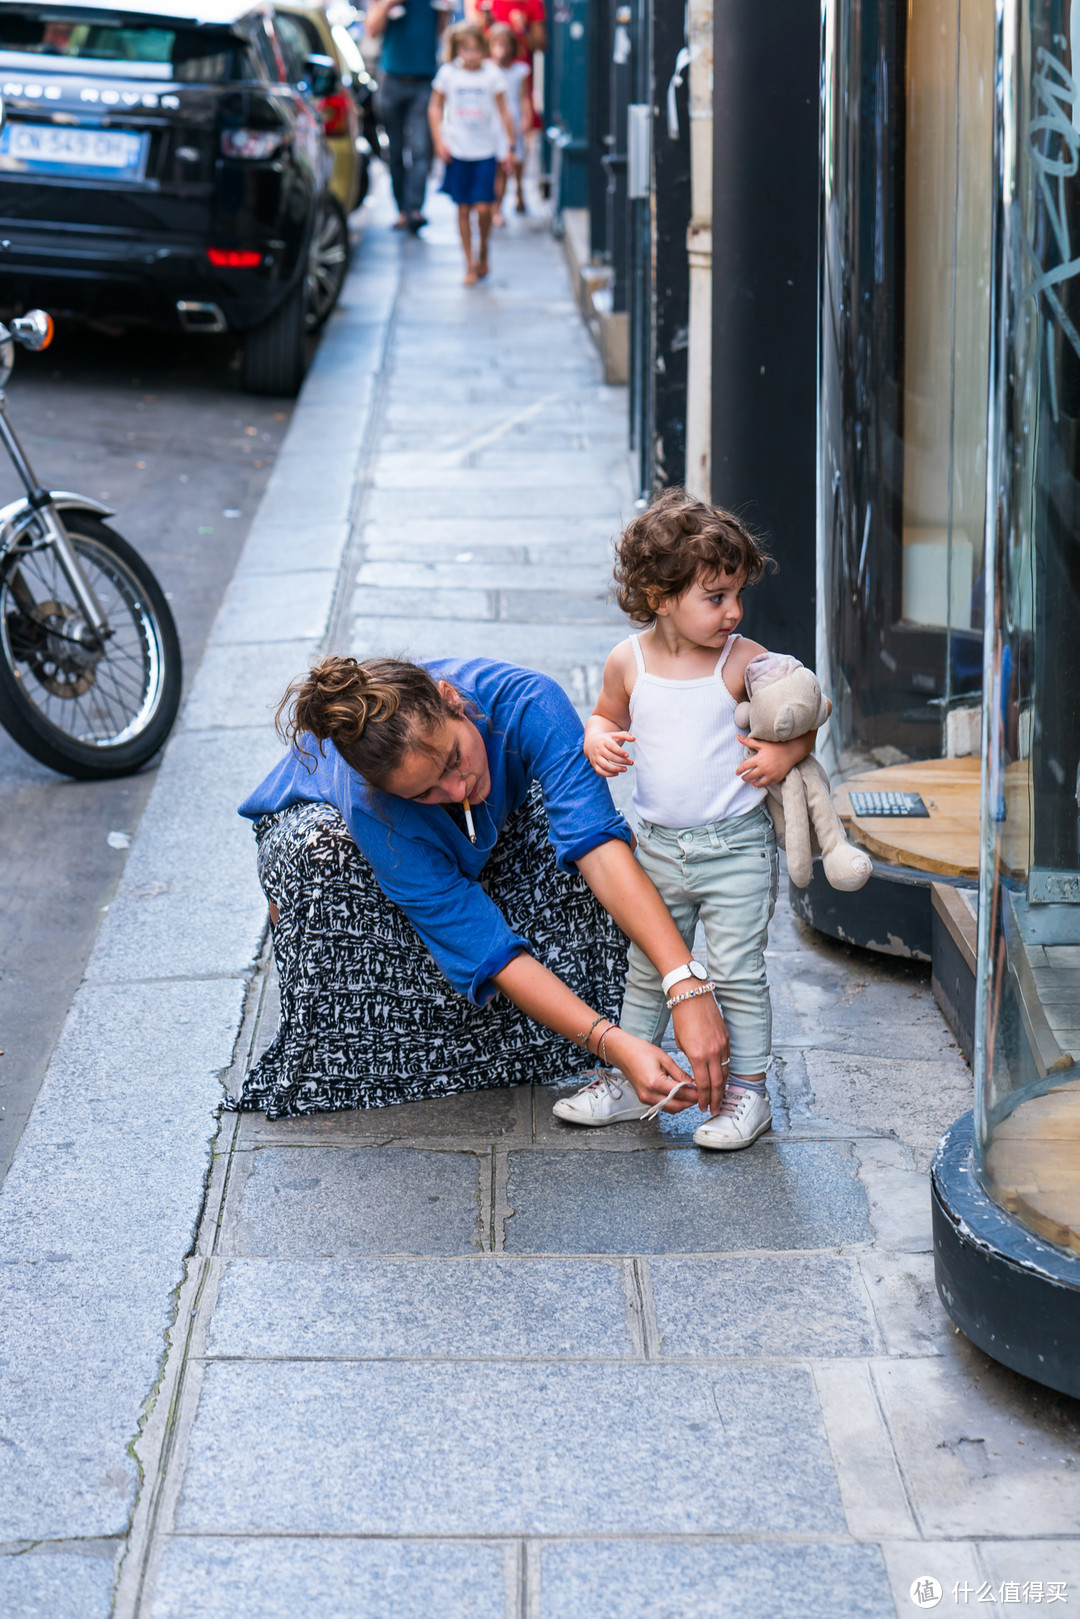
[273, 11, 320, 84]
[0, 14, 253, 81]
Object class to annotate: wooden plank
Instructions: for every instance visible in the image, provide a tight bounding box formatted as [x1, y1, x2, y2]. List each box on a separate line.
[984, 1084, 1080, 1255]
[931, 882, 978, 972]
[835, 758, 980, 878]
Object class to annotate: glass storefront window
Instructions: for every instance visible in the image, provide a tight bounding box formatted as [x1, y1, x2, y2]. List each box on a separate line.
[819, 0, 994, 782]
[977, 0, 1080, 1256]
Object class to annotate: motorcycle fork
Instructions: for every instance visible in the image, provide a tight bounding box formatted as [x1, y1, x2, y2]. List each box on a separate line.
[0, 394, 110, 640]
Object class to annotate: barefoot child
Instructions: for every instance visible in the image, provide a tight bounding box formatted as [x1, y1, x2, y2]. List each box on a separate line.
[489, 23, 531, 223]
[429, 24, 516, 284]
[554, 489, 817, 1149]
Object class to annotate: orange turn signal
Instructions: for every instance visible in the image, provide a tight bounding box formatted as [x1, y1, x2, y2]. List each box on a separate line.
[39, 313, 54, 349]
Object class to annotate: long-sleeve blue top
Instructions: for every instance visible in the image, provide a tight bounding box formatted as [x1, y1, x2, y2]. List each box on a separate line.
[238, 658, 630, 1004]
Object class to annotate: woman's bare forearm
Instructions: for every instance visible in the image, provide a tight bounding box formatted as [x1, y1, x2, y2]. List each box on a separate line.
[575, 838, 694, 978]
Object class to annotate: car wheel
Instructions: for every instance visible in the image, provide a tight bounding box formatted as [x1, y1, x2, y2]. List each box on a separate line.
[241, 278, 308, 397]
[304, 197, 349, 332]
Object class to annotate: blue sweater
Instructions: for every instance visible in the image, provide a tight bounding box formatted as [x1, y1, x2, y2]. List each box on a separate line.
[239, 659, 630, 1004]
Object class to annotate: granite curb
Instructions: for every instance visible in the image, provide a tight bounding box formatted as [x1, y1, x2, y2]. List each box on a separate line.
[0, 233, 400, 1610]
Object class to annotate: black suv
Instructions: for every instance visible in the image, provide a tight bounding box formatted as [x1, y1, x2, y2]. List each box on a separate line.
[0, 0, 349, 393]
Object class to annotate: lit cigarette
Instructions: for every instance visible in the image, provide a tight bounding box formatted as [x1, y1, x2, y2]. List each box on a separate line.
[463, 797, 477, 843]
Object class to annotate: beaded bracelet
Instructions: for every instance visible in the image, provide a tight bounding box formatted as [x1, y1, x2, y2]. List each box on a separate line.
[576, 1014, 609, 1051]
[665, 981, 716, 1010]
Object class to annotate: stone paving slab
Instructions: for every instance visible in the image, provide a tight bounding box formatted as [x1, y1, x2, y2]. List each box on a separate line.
[649, 1255, 879, 1357]
[206, 1257, 634, 1359]
[83, 725, 281, 983]
[768, 947, 961, 1060]
[356, 559, 614, 593]
[350, 616, 624, 669]
[0, 1550, 117, 1619]
[148, 1538, 509, 1619]
[537, 1540, 896, 1619]
[237, 1084, 525, 1144]
[504, 1145, 872, 1253]
[212, 569, 338, 644]
[870, 1355, 1080, 1537]
[222, 1147, 483, 1257]
[177, 641, 319, 733]
[367, 487, 629, 521]
[802, 1050, 973, 1172]
[174, 1361, 846, 1536]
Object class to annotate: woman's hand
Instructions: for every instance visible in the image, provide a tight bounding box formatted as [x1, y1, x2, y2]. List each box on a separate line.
[584, 729, 635, 777]
[668, 993, 731, 1116]
[604, 1028, 697, 1111]
[736, 734, 806, 788]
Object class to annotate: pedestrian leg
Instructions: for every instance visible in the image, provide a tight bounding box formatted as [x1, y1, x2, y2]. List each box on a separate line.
[476, 203, 493, 277]
[514, 158, 526, 212]
[493, 164, 507, 227]
[402, 80, 433, 225]
[378, 77, 409, 226]
[458, 204, 477, 283]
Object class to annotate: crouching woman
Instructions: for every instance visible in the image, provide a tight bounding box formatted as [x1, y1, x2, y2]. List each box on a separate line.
[236, 655, 730, 1119]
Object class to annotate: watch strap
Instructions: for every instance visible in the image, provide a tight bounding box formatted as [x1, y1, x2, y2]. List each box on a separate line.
[661, 960, 707, 995]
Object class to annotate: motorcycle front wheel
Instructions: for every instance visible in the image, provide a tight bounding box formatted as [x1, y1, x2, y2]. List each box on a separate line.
[0, 512, 182, 779]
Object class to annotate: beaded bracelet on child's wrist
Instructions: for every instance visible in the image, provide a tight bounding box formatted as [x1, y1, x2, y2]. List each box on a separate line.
[665, 981, 716, 1010]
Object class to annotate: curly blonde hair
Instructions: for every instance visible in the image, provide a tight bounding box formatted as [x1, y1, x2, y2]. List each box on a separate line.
[276, 656, 461, 784]
[614, 487, 772, 624]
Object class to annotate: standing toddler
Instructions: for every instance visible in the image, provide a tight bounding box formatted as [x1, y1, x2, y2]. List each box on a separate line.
[554, 489, 817, 1149]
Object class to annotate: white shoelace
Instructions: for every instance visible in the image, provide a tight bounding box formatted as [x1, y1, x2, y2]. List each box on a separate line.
[641, 1078, 695, 1122]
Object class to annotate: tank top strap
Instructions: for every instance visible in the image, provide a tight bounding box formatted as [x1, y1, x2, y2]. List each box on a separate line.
[715, 632, 740, 678]
[631, 633, 646, 674]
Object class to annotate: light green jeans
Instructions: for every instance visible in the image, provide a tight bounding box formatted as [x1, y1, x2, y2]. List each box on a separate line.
[620, 803, 779, 1076]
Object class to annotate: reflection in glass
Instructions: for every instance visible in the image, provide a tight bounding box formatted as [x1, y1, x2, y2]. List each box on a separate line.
[977, 0, 1080, 1255]
[819, 0, 993, 780]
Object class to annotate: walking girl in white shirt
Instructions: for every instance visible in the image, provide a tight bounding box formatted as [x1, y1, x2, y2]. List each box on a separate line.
[489, 23, 531, 223]
[428, 24, 516, 284]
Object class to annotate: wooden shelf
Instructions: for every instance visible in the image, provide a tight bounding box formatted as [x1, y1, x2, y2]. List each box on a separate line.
[835, 757, 981, 879]
[984, 1080, 1080, 1254]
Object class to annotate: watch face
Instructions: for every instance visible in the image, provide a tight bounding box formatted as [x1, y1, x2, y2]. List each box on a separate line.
[689, 961, 708, 980]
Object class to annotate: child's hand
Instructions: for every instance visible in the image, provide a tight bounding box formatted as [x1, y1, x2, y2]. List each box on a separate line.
[736, 735, 803, 788]
[435, 139, 453, 164]
[502, 152, 516, 174]
[585, 730, 635, 777]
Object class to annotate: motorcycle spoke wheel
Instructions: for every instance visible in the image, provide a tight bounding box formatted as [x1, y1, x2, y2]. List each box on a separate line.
[0, 515, 182, 778]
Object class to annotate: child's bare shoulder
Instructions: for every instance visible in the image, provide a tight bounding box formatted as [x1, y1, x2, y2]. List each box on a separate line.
[725, 635, 768, 700]
[604, 637, 637, 695]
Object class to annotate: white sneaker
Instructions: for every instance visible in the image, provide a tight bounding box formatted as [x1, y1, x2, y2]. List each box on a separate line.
[693, 1086, 772, 1151]
[551, 1069, 652, 1127]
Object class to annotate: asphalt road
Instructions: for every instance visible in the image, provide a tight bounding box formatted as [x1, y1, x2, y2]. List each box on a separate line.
[0, 322, 294, 1183]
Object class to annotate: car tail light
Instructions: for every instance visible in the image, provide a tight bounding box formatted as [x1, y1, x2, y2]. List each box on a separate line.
[207, 248, 263, 268]
[318, 92, 351, 138]
[220, 128, 282, 160]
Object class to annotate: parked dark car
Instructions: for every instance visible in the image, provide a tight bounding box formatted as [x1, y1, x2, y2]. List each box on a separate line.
[0, 0, 349, 393]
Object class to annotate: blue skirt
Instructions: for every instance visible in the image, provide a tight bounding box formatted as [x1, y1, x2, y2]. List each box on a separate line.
[440, 155, 497, 206]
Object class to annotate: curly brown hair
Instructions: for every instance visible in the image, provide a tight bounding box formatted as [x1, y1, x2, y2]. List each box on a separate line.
[276, 656, 461, 786]
[613, 487, 772, 624]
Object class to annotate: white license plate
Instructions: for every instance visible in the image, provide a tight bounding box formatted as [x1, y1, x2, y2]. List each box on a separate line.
[0, 122, 146, 175]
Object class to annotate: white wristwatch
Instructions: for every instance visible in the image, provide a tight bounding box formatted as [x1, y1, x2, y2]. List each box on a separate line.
[661, 960, 709, 996]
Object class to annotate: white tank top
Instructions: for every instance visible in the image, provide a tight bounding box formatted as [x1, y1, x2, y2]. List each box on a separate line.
[628, 632, 766, 829]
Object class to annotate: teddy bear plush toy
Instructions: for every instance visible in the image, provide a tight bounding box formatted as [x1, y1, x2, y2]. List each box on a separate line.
[733, 653, 873, 892]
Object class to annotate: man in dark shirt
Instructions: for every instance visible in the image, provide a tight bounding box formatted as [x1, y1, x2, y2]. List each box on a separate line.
[366, 0, 448, 231]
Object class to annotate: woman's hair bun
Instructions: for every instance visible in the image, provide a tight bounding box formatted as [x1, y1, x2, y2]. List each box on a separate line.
[276, 655, 461, 786]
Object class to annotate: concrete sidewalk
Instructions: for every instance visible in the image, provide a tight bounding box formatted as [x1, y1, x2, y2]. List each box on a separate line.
[4, 186, 1080, 1618]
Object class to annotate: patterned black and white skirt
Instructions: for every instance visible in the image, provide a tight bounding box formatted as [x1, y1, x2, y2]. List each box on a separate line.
[236, 784, 629, 1117]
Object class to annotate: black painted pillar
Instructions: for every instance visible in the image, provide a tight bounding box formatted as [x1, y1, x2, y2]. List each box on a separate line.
[711, 0, 818, 666]
[650, 2, 690, 489]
